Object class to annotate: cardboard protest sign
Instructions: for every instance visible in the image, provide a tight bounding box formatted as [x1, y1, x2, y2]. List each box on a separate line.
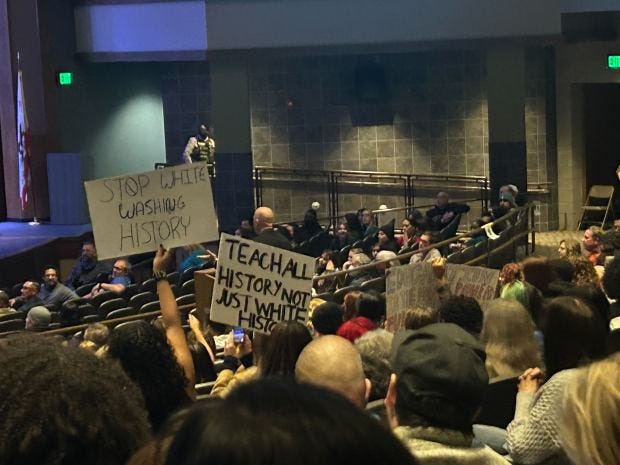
[445, 264, 499, 302]
[385, 263, 499, 332]
[84, 163, 218, 259]
[385, 262, 438, 332]
[210, 233, 315, 333]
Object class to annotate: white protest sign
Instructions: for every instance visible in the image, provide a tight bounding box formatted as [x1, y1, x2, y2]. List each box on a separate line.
[210, 233, 315, 333]
[385, 262, 438, 332]
[85, 162, 218, 259]
[445, 264, 499, 302]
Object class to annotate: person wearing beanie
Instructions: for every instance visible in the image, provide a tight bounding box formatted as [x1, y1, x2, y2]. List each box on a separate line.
[25, 306, 51, 331]
[386, 323, 509, 465]
[499, 192, 516, 210]
[310, 302, 343, 337]
[377, 219, 399, 253]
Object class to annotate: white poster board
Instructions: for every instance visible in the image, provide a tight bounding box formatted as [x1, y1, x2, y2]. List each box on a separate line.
[210, 233, 315, 333]
[385, 263, 499, 332]
[385, 262, 438, 332]
[84, 162, 218, 259]
[445, 264, 499, 302]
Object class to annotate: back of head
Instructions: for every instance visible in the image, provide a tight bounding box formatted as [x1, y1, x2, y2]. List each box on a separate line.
[480, 299, 542, 378]
[438, 295, 483, 337]
[259, 321, 312, 377]
[296, 335, 368, 408]
[310, 302, 343, 336]
[542, 296, 606, 377]
[354, 328, 393, 361]
[165, 378, 418, 465]
[391, 323, 488, 431]
[561, 353, 620, 465]
[0, 334, 150, 465]
[548, 258, 574, 283]
[342, 290, 362, 320]
[569, 256, 600, 286]
[26, 306, 51, 330]
[404, 306, 439, 331]
[0, 290, 9, 308]
[84, 322, 110, 347]
[603, 257, 620, 299]
[521, 257, 554, 293]
[108, 320, 189, 431]
[357, 291, 385, 324]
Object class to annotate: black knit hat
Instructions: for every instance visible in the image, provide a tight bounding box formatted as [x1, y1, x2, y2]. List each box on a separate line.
[311, 302, 343, 335]
[379, 219, 396, 240]
[391, 323, 488, 430]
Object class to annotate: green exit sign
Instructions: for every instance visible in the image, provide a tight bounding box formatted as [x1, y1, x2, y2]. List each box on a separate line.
[56, 71, 73, 86]
[608, 55, 620, 69]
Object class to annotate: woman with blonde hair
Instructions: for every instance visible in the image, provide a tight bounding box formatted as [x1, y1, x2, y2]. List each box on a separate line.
[480, 299, 542, 379]
[558, 238, 581, 259]
[560, 353, 620, 465]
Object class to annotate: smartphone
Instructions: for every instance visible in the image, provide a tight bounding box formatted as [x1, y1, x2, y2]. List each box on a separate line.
[233, 327, 245, 344]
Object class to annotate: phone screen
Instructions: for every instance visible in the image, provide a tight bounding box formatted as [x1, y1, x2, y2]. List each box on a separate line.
[233, 327, 245, 344]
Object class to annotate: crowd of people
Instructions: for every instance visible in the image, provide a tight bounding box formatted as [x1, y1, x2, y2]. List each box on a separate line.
[0, 187, 619, 465]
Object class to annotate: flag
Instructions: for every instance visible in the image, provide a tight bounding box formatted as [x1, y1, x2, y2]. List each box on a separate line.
[16, 69, 31, 212]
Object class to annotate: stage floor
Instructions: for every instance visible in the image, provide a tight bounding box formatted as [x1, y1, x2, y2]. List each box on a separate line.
[0, 222, 92, 260]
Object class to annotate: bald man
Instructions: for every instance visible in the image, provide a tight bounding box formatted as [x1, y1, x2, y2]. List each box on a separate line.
[252, 206, 292, 251]
[295, 335, 371, 409]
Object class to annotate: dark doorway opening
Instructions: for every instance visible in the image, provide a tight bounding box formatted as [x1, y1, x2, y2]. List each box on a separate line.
[582, 83, 620, 221]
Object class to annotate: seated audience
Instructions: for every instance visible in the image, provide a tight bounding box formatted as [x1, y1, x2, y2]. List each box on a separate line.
[603, 257, 620, 324]
[309, 302, 343, 337]
[386, 323, 508, 464]
[425, 191, 470, 231]
[404, 306, 439, 330]
[345, 253, 376, 287]
[399, 211, 427, 254]
[342, 289, 362, 321]
[296, 335, 370, 409]
[569, 256, 600, 287]
[211, 321, 312, 397]
[330, 222, 354, 250]
[296, 208, 323, 243]
[354, 328, 393, 361]
[38, 266, 77, 310]
[106, 246, 195, 432]
[85, 258, 132, 298]
[0, 290, 16, 316]
[64, 241, 112, 290]
[0, 334, 150, 465]
[25, 306, 51, 331]
[582, 226, 605, 266]
[314, 250, 338, 293]
[438, 295, 483, 338]
[337, 292, 383, 342]
[560, 353, 620, 465]
[80, 322, 110, 354]
[505, 296, 606, 464]
[377, 220, 398, 253]
[558, 238, 581, 259]
[480, 299, 542, 380]
[165, 379, 418, 465]
[374, 250, 400, 276]
[344, 212, 363, 242]
[252, 206, 292, 251]
[360, 208, 379, 238]
[409, 232, 441, 264]
[10, 280, 43, 314]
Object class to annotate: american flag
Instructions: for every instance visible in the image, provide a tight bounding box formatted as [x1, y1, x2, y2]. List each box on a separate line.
[16, 68, 31, 212]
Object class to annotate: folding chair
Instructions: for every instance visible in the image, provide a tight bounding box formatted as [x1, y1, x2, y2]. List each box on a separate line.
[578, 185, 615, 230]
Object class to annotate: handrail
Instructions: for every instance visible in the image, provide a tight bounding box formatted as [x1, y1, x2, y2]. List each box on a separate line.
[312, 203, 535, 283]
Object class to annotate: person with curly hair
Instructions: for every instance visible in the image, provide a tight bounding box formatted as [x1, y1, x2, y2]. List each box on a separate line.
[569, 256, 600, 287]
[165, 378, 418, 465]
[107, 245, 195, 432]
[0, 334, 150, 465]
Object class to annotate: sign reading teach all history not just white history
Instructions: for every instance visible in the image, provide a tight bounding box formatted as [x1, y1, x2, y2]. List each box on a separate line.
[85, 163, 218, 260]
[210, 234, 315, 334]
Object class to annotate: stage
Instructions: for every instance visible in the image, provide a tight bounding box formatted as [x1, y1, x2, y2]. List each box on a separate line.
[0, 222, 92, 288]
